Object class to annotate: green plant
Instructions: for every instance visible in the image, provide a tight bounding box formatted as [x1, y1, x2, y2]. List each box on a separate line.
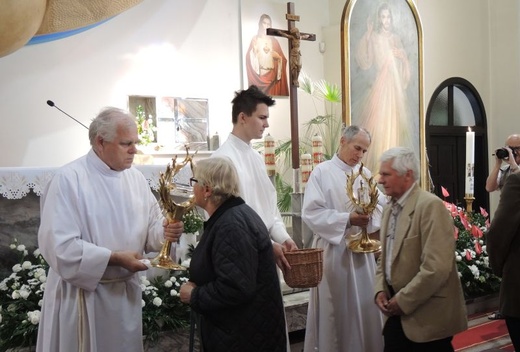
[441, 187, 501, 298]
[299, 72, 343, 160]
[182, 209, 204, 234]
[271, 72, 343, 212]
[136, 105, 156, 146]
[0, 240, 192, 350]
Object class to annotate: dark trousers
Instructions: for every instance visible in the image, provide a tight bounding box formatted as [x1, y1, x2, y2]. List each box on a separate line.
[383, 315, 454, 352]
[505, 315, 520, 351]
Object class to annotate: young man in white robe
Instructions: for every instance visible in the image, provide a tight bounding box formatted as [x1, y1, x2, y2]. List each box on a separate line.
[36, 107, 184, 352]
[212, 85, 298, 352]
[302, 125, 386, 352]
[212, 85, 298, 272]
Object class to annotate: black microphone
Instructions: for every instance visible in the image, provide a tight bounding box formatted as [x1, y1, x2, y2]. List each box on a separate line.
[46, 100, 89, 130]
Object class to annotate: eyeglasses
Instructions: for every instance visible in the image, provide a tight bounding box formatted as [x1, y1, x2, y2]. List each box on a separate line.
[189, 177, 198, 187]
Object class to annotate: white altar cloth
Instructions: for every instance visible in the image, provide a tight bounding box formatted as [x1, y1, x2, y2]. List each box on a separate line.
[0, 165, 166, 199]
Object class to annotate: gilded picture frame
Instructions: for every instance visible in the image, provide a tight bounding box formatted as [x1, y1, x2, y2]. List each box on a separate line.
[341, 0, 426, 188]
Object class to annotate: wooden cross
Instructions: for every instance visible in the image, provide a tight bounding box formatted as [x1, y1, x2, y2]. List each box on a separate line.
[267, 2, 315, 189]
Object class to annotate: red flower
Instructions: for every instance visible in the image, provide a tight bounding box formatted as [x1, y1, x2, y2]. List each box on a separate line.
[441, 186, 450, 198]
[453, 226, 459, 239]
[465, 250, 472, 261]
[471, 225, 483, 238]
[450, 203, 458, 216]
[474, 240, 482, 255]
[459, 212, 470, 230]
[480, 207, 488, 218]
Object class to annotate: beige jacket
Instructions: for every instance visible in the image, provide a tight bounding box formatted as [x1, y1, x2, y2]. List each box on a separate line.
[375, 184, 467, 342]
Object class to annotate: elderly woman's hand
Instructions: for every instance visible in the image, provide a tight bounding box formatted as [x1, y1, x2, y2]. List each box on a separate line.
[180, 281, 197, 304]
[272, 242, 291, 275]
[282, 238, 298, 252]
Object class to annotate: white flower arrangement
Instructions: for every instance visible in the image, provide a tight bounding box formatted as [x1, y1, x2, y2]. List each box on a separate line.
[182, 209, 204, 234]
[0, 239, 46, 349]
[139, 272, 191, 344]
[1, 239, 192, 350]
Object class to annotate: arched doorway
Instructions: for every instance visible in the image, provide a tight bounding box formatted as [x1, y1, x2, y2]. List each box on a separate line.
[426, 77, 489, 211]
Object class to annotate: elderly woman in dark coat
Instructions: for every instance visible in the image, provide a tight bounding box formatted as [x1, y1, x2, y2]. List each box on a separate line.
[179, 156, 286, 352]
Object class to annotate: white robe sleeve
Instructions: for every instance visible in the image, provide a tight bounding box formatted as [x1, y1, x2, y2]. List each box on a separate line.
[38, 172, 111, 292]
[302, 167, 351, 246]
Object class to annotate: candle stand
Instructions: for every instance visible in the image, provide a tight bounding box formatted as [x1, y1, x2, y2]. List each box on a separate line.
[464, 195, 475, 213]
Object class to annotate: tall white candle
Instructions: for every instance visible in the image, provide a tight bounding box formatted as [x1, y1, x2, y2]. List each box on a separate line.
[312, 134, 323, 168]
[264, 134, 276, 176]
[465, 128, 475, 196]
[301, 153, 312, 190]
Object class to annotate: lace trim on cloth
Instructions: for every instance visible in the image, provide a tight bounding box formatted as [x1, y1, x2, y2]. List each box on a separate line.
[0, 165, 164, 199]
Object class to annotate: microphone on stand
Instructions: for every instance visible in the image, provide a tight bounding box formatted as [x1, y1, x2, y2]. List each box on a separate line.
[46, 100, 89, 130]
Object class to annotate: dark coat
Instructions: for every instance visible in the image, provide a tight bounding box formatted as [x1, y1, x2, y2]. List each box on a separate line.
[487, 171, 520, 318]
[189, 196, 286, 352]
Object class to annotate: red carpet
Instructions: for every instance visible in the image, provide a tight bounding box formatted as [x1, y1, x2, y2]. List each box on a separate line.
[453, 310, 513, 351]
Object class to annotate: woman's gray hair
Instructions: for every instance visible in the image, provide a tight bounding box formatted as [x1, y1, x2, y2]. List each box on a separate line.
[342, 125, 371, 143]
[380, 147, 420, 182]
[89, 107, 136, 146]
[194, 157, 241, 205]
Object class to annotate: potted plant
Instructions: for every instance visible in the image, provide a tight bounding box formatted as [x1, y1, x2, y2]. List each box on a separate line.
[270, 72, 343, 212]
[0, 239, 193, 350]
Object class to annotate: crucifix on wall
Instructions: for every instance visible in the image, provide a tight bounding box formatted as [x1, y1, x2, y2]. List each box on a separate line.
[266, 2, 315, 192]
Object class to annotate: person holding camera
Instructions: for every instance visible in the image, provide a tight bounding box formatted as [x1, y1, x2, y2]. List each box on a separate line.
[485, 134, 520, 192]
[484, 134, 520, 321]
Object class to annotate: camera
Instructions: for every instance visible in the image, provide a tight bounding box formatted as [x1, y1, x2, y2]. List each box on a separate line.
[495, 148, 517, 159]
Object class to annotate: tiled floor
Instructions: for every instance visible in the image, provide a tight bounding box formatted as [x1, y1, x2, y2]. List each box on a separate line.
[291, 342, 304, 352]
[285, 293, 506, 352]
[290, 330, 305, 352]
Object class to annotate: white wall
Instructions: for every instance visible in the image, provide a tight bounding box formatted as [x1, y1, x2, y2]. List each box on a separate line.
[0, 0, 327, 167]
[486, 0, 520, 210]
[417, 0, 491, 104]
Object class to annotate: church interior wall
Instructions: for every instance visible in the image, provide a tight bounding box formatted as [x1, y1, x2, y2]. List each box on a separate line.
[0, 0, 327, 168]
[1, 0, 520, 208]
[0, 0, 328, 272]
[0, 2, 518, 340]
[486, 1, 520, 210]
[324, 0, 519, 212]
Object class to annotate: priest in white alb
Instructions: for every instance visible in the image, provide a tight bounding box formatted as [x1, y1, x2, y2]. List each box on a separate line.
[36, 107, 183, 352]
[302, 126, 386, 352]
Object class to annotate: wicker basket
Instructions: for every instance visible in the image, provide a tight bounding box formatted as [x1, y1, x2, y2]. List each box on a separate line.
[283, 248, 324, 288]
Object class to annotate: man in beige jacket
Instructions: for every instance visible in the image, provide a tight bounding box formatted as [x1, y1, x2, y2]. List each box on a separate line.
[374, 147, 467, 351]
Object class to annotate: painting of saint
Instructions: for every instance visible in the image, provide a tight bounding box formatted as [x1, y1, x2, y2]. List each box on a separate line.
[245, 14, 289, 96]
[350, 0, 419, 173]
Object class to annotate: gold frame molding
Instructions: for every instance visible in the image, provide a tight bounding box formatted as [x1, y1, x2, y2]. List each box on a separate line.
[340, 0, 427, 189]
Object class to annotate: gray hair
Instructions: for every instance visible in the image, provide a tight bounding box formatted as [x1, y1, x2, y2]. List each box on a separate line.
[89, 107, 136, 145]
[342, 125, 371, 143]
[380, 147, 420, 182]
[194, 157, 241, 205]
